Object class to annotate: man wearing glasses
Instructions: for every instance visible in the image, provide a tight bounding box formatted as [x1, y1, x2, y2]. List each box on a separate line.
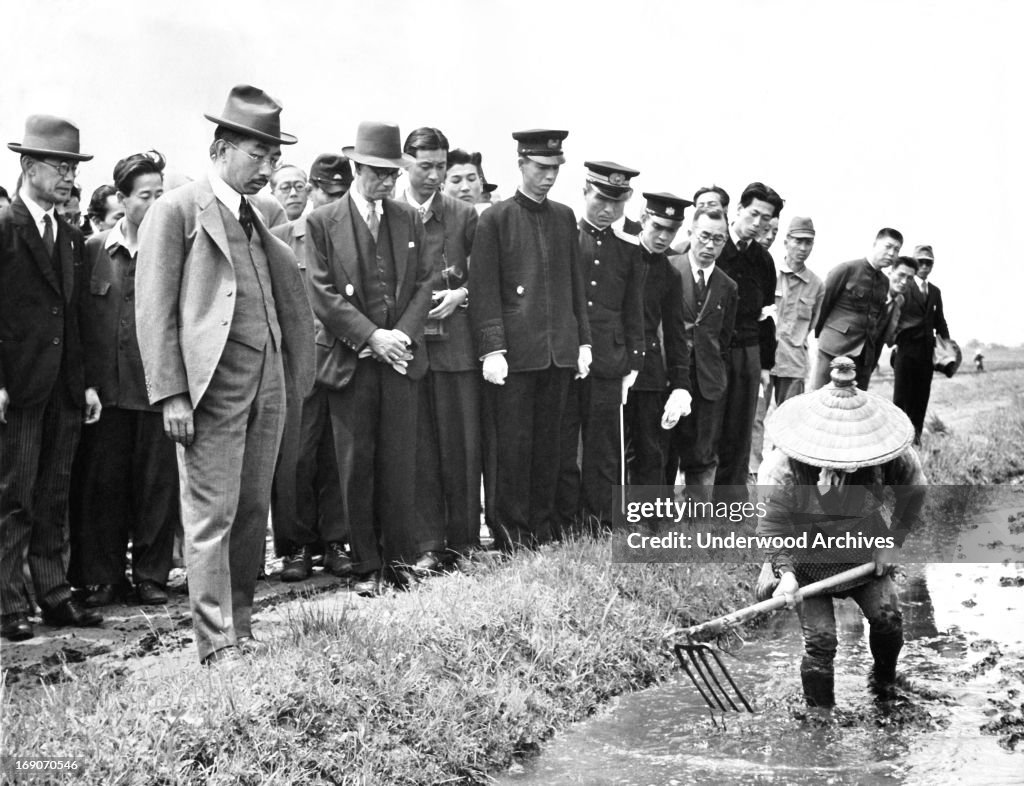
[136, 85, 314, 664]
[305, 121, 433, 596]
[270, 164, 309, 221]
[1, 115, 103, 641]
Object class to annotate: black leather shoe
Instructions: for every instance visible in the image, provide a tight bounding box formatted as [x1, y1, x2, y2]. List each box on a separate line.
[1, 612, 34, 641]
[412, 551, 442, 576]
[42, 598, 103, 627]
[236, 634, 266, 656]
[352, 570, 381, 597]
[280, 547, 311, 582]
[324, 542, 353, 577]
[201, 645, 243, 668]
[85, 583, 128, 607]
[136, 580, 168, 605]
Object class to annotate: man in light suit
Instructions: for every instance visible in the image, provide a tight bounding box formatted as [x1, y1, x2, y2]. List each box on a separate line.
[1, 115, 103, 641]
[893, 245, 950, 445]
[667, 206, 738, 493]
[136, 85, 314, 664]
[305, 121, 434, 596]
[813, 227, 903, 390]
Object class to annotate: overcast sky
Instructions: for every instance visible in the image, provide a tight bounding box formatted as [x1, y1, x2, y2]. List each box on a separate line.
[5, 0, 1022, 344]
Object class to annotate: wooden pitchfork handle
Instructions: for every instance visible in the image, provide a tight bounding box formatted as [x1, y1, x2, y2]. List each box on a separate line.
[682, 562, 877, 642]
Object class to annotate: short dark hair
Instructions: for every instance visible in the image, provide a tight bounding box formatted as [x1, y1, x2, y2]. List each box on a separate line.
[446, 148, 475, 169]
[87, 184, 118, 222]
[739, 181, 784, 217]
[210, 126, 251, 159]
[876, 227, 904, 245]
[0, 186, 9, 201]
[693, 184, 730, 209]
[894, 255, 919, 272]
[691, 206, 728, 226]
[113, 151, 166, 195]
[403, 127, 450, 156]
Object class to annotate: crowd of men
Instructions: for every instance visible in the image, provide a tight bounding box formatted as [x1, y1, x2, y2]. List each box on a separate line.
[0, 84, 950, 664]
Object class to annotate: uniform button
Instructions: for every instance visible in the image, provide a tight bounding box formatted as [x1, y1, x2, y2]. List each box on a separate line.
[52, 337, 61, 345]
[124, 295, 132, 301]
[587, 301, 593, 307]
[120, 319, 127, 326]
[590, 280, 597, 286]
[51, 306, 60, 315]
[594, 260, 600, 266]
[596, 240, 602, 246]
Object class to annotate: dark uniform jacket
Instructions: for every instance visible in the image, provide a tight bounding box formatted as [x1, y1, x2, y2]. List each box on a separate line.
[0, 196, 88, 407]
[81, 226, 154, 410]
[470, 191, 591, 370]
[578, 220, 644, 379]
[670, 253, 738, 401]
[305, 193, 433, 387]
[396, 191, 478, 372]
[815, 258, 890, 358]
[633, 244, 689, 393]
[895, 281, 949, 361]
[716, 237, 776, 365]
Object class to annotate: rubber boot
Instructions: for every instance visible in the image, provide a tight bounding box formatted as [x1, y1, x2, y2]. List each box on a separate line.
[868, 630, 903, 699]
[800, 667, 836, 708]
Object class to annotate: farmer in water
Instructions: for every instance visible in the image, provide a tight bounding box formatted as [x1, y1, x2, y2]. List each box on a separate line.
[756, 356, 926, 708]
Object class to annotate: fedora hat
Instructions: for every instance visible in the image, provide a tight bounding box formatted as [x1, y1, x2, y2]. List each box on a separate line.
[765, 357, 913, 470]
[8, 115, 93, 161]
[204, 84, 297, 146]
[343, 121, 414, 169]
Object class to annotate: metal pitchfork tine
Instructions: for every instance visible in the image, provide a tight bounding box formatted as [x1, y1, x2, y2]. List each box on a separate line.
[670, 562, 878, 713]
[674, 640, 753, 713]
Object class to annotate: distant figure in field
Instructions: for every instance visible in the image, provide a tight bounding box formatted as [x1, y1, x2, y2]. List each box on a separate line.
[974, 352, 984, 372]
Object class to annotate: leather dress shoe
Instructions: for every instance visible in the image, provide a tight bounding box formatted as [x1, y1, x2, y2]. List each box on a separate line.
[387, 565, 418, 590]
[236, 634, 266, 656]
[280, 547, 312, 582]
[42, 598, 103, 627]
[412, 551, 442, 576]
[352, 570, 381, 597]
[201, 645, 243, 668]
[136, 580, 168, 605]
[85, 583, 128, 607]
[1, 612, 34, 641]
[324, 542, 353, 577]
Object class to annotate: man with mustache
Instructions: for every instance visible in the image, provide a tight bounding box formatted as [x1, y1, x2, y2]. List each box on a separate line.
[136, 85, 314, 664]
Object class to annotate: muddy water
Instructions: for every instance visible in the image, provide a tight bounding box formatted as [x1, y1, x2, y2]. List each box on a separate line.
[506, 563, 1024, 786]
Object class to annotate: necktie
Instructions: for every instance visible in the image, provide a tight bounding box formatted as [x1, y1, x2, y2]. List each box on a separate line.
[696, 268, 707, 301]
[238, 197, 254, 240]
[737, 238, 749, 252]
[42, 214, 55, 257]
[366, 201, 380, 242]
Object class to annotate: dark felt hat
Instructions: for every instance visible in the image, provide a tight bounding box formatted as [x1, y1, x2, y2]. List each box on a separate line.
[513, 129, 568, 165]
[204, 84, 297, 145]
[8, 114, 93, 161]
[343, 121, 414, 169]
[642, 191, 692, 221]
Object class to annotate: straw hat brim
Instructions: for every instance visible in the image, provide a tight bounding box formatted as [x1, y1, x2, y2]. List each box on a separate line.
[7, 143, 93, 161]
[765, 386, 914, 469]
[203, 114, 297, 146]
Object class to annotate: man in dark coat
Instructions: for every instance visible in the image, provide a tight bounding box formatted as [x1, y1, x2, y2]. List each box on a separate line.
[892, 244, 950, 444]
[469, 129, 592, 550]
[556, 162, 645, 532]
[1, 115, 103, 641]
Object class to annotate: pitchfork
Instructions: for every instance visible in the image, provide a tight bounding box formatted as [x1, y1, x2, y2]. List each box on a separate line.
[672, 562, 876, 713]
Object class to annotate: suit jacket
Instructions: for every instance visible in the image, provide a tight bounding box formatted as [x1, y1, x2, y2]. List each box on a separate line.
[715, 237, 776, 361]
[394, 191, 478, 372]
[634, 246, 690, 393]
[304, 192, 433, 387]
[895, 280, 949, 360]
[135, 177, 314, 407]
[670, 254, 738, 401]
[815, 257, 890, 358]
[0, 196, 87, 407]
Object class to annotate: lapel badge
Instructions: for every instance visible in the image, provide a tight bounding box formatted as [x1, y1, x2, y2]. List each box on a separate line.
[345, 284, 355, 297]
[516, 285, 525, 296]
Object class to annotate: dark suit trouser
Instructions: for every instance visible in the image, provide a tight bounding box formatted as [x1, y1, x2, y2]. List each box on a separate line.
[667, 381, 726, 490]
[893, 347, 932, 442]
[557, 376, 622, 531]
[0, 380, 80, 615]
[624, 389, 668, 487]
[715, 345, 761, 489]
[771, 376, 805, 406]
[488, 367, 571, 550]
[69, 407, 178, 586]
[179, 338, 285, 662]
[416, 369, 482, 555]
[327, 358, 423, 574]
[813, 348, 875, 391]
[271, 385, 345, 554]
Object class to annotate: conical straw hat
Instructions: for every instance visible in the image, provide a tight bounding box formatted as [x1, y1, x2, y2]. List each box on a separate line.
[765, 357, 914, 469]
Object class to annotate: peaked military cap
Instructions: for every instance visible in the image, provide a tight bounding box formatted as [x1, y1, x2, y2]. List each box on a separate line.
[584, 160, 639, 201]
[513, 129, 568, 165]
[642, 192, 692, 221]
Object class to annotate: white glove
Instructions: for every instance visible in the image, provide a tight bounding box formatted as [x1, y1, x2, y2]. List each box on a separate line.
[576, 345, 592, 380]
[621, 370, 639, 405]
[660, 388, 693, 429]
[482, 353, 508, 385]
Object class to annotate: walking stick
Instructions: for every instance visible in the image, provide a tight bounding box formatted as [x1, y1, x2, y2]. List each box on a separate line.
[619, 403, 626, 515]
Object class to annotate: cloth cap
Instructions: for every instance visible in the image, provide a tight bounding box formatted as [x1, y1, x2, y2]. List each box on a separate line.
[343, 121, 414, 169]
[913, 244, 934, 261]
[309, 153, 353, 192]
[204, 84, 297, 145]
[584, 160, 640, 201]
[8, 114, 93, 161]
[641, 191, 692, 221]
[765, 356, 914, 469]
[512, 129, 568, 165]
[787, 216, 816, 238]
